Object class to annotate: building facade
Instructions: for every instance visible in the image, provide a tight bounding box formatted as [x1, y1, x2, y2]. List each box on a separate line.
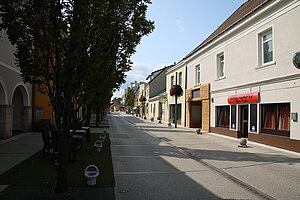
[0, 27, 32, 139]
[166, 62, 186, 126]
[184, 0, 300, 152]
[147, 65, 172, 122]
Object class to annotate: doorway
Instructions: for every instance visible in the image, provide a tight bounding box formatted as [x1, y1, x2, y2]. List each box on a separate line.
[190, 102, 202, 128]
[240, 105, 248, 138]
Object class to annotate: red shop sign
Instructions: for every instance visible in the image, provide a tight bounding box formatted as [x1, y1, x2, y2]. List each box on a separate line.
[228, 92, 259, 104]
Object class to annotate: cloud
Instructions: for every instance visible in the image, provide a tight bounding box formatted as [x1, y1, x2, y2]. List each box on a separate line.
[113, 62, 173, 98]
[176, 19, 185, 31]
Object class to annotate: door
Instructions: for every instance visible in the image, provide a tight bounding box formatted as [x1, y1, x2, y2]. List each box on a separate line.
[240, 105, 248, 138]
[159, 103, 162, 120]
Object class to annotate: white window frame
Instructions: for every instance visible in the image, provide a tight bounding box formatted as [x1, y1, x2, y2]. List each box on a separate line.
[216, 52, 225, 79]
[257, 26, 276, 69]
[261, 30, 273, 64]
[171, 75, 174, 86]
[195, 65, 200, 85]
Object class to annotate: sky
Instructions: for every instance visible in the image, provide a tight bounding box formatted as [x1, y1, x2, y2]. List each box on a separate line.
[113, 0, 248, 98]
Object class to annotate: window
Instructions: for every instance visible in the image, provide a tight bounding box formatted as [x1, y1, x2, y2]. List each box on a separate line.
[195, 65, 200, 85]
[217, 53, 225, 79]
[261, 103, 290, 137]
[169, 104, 181, 121]
[171, 76, 174, 86]
[178, 72, 182, 86]
[261, 30, 273, 64]
[216, 106, 229, 128]
[192, 89, 200, 98]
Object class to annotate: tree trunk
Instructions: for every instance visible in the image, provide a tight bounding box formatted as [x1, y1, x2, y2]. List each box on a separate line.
[96, 109, 100, 126]
[85, 104, 91, 127]
[55, 92, 72, 193]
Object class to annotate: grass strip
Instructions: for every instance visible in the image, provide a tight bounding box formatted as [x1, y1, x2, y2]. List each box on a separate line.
[0, 132, 115, 187]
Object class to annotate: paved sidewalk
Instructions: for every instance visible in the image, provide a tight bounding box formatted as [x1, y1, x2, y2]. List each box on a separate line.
[0, 132, 43, 176]
[111, 112, 300, 200]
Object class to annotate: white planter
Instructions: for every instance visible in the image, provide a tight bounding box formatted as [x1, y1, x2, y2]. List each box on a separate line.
[94, 140, 102, 151]
[84, 165, 99, 185]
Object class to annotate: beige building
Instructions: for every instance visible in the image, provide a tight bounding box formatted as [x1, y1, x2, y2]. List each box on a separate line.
[166, 62, 186, 126]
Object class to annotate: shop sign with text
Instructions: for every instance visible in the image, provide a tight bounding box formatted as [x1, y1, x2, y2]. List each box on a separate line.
[228, 92, 259, 104]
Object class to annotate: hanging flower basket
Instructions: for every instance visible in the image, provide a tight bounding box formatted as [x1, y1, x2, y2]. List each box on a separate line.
[170, 85, 183, 96]
[139, 95, 147, 102]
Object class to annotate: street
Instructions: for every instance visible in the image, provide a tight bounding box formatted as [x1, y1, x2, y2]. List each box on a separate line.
[110, 112, 300, 200]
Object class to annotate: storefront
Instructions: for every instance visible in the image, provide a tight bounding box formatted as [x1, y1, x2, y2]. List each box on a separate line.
[211, 84, 300, 153]
[186, 83, 210, 132]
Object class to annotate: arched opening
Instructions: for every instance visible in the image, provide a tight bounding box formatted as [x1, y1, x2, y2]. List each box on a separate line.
[12, 86, 24, 132]
[0, 81, 6, 105]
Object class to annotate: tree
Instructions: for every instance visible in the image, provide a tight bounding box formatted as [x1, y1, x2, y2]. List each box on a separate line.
[113, 97, 123, 105]
[0, 0, 154, 193]
[124, 87, 135, 112]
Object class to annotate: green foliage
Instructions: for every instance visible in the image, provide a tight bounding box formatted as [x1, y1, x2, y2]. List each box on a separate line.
[124, 87, 135, 108]
[0, 0, 154, 192]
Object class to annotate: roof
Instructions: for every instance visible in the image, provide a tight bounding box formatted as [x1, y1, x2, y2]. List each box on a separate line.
[146, 65, 174, 81]
[149, 90, 167, 102]
[147, 65, 173, 85]
[184, 0, 272, 60]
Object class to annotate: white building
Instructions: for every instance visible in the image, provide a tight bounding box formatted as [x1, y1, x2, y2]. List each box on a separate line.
[184, 0, 300, 152]
[0, 26, 32, 139]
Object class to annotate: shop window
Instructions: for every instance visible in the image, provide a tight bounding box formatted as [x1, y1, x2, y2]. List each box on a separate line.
[250, 104, 257, 132]
[216, 106, 229, 128]
[192, 89, 200, 98]
[261, 103, 290, 137]
[231, 105, 236, 129]
[169, 104, 181, 121]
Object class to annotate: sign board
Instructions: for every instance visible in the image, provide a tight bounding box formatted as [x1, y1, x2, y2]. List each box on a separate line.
[228, 92, 259, 104]
[159, 98, 167, 103]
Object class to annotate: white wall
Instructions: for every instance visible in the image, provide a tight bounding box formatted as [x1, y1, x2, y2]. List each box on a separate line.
[185, 0, 300, 138]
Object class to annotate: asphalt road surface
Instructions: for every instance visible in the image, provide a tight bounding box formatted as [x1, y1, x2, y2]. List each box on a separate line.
[109, 112, 300, 200]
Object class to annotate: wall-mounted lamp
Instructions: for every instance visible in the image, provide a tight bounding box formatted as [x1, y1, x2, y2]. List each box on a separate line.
[291, 112, 298, 122]
[292, 52, 300, 69]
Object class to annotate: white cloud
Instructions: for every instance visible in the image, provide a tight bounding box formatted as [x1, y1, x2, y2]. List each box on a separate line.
[176, 19, 185, 31]
[112, 62, 173, 98]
